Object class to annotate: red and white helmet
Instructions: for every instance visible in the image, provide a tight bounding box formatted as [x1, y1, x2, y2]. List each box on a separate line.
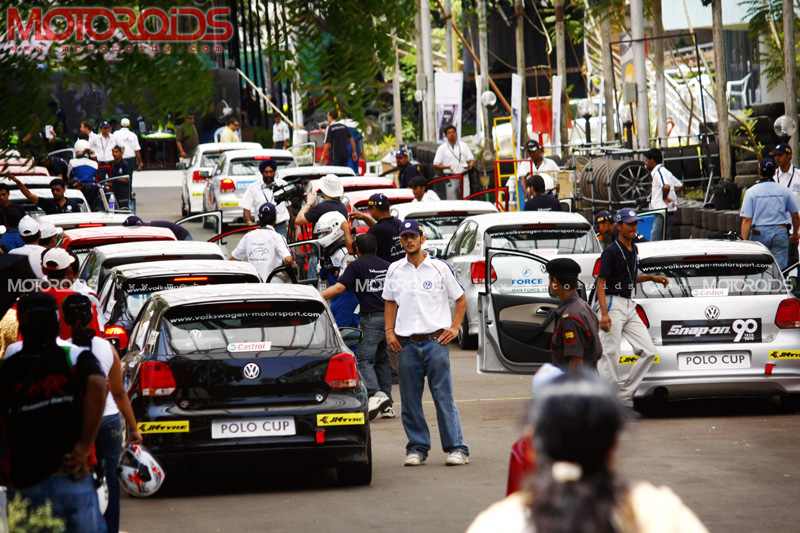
[118, 443, 165, 497]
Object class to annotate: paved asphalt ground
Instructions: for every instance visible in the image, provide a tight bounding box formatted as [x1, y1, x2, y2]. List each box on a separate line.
[121, 172, 800, 533]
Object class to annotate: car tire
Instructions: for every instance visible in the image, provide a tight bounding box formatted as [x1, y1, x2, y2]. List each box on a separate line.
[458, 316, 478, 350]
[337, 431, 372, 486]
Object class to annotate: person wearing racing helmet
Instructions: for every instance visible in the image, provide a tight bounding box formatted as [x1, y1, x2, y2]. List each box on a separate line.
[242, 158, 291, 238]
[315, 210, 360, 328]
[230, 202, 294, 282]
[741, 157, 800, 269]
[0, 293, 107, 532]
[63, 293, 142, 533]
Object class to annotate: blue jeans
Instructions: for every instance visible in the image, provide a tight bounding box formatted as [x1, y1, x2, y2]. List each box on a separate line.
[12, 474, 106, 533]
[357, 313, 393, 398]
[398, 339, 468, 457]
[751, 225, 789, 269]
[96, 414, 123, 533]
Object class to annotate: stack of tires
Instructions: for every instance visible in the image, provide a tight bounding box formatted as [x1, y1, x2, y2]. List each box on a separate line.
[685, 207, 741, 239]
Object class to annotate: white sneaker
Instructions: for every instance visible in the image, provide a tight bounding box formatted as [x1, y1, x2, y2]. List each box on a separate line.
[368, 391, 391, 420]
[404, 452, 426, 466]
[445, 451, 470, 466]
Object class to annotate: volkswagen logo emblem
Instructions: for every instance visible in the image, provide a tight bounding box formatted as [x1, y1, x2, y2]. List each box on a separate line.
[242, 363, 261, 380]
[315, 394, 324, 403]
[704, 305, 720, 321]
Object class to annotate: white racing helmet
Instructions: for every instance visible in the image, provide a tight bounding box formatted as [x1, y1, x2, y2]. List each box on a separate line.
[118, 443, 165, 497]
[74, 139, 90, 155]
[314, 211, 347, 249]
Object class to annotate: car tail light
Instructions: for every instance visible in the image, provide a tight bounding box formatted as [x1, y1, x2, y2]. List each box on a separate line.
[324, 353, 360, 389]
[254, 155, 272, 160]
[192, 170, 205, 182]
[775, 298, 800, 328]
[78, 223, 104, 228]
[635, 304, 650, 329]
[103, 324, 129, 351]
[173, 276, 208, 282]
[470, 260, 497, 284]
[592, 258, 601, 278]
[358, 158, 366, 175]
[139, 361, 177, 397]
[220, 178, 236, 193]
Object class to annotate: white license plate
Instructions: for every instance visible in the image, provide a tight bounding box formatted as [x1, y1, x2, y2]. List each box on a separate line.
[678, 352, 751, 371]
[211, 417, 296, 439]
[236, 180, 255, 189]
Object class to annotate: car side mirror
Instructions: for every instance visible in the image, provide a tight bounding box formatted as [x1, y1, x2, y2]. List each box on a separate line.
[339, 327, 363, 344]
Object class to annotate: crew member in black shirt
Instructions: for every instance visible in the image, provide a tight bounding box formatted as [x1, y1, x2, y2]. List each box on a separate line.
[10, 176, 85, 215]
[110, 145, 132, 208]
[122, 215, 191, 240]
[595, 208, 667, 407]
[350, 193, 404, 262]
[396, 145, 421, 188]
[322, 110, 357, 167]
[524, 175, 561, 211]
[321, 233, 394, 419]
[0, 293, 107, 531]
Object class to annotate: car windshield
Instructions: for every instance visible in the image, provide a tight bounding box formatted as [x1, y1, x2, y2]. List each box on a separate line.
[123, 274, 257, 319]
[636, 254, 785, 298]
[230, 158, 293, 176]
[200, 152, 223, 167]
[487, 223, 599, 254]
[411, 213, 481, 241]
[158, 300, 338, 356]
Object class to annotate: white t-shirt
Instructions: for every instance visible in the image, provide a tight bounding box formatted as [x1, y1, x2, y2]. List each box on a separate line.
[241, 179, 291, 224]
[433, 141, 475, 174]
[517, 157, 560, 181]
[91, 133, 116, 163]
[382, 255, 464, 336]
[649, 164, 682, 212]
[776, 165, 800, 198]
[412, 190, 441, 202]
[9, 244, 46, 279]
[467, 483, 709, 533]
[113, 127, 141, 159]
[273, 121, 290, 143]
[231, 227, 291, 281]
[67, 336, 119, 417]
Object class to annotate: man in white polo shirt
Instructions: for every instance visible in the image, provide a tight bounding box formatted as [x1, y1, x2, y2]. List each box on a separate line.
[113, 118, 143, 172]
[644, 148, 682, 238]
[383, 219, 469, 467]
[433, 125, 475, 197]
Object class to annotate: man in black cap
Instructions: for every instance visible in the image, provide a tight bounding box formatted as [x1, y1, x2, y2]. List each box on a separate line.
[350, 193, 404, 263]
[396, 146, 421, 188]
[595, 210, 614, 249]
[546, 258, 601, 370]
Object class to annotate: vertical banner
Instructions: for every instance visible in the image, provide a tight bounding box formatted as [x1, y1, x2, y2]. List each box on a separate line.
[511, 73, 523, 161]
[551, 75, 563, 157]
[435, 71, 464, 142]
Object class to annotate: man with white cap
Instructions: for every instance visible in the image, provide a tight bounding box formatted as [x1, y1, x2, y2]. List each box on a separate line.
[113, 118, 143, 172]
[38, 222, 60, 249]
[8, 216, 46, 279]
[67, 140, 98, 185]
[295, 174, 348, 226]
[41, 247, 102, 314]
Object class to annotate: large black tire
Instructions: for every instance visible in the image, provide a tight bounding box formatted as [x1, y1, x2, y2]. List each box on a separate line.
[458, 315, 478, 350]
[337, 431, 372, 486]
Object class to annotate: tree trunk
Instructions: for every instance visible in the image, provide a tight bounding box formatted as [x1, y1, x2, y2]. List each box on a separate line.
[445, 0, 454, 72]
[554, 0, 568, 155]
[600, 16, 616, 142]
[712, 0, 732, 180]
[515, 0, 527, 146]
[414, 3, 426, 140]
[478, 0, 492, 155]
[420, 0, 436, 142]
[393, 34, 403, 144]
[784, 0, 798, 165]
[630, 0, 649, 149]
[653, 0, 667, 144]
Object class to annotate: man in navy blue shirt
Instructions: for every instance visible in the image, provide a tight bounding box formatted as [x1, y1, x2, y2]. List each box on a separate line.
[322, 233, 394, 419]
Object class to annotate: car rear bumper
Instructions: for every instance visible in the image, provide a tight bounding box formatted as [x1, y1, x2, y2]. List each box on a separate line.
[636, 372, 800, 399]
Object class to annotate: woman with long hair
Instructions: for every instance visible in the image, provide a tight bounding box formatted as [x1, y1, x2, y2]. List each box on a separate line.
[467, 371, 707, 533]
[62, 293, 142, 533]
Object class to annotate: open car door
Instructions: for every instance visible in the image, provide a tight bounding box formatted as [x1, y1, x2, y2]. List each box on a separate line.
[478, 246, 560, 374]
[636, 208, 667, 242]
[175, 210, 224, 242]
[287, 239, 323, 288]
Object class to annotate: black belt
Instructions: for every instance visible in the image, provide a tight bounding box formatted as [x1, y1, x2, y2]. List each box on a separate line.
[398, 329, 443, 342]
[359, 311, 383, 317]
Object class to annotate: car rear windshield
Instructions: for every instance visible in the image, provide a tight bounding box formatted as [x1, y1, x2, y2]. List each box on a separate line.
[200, 152, 223, 167]
[230, 158, 293, 176]
[158, 300, 338, 356]
[123, 275, 258, 319]
[411, 213, 484, 240]
[636, 254, 785, 297]
[487, 223, 599, 254]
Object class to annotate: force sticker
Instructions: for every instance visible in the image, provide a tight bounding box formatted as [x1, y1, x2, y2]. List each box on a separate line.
[618, 355, 661, 365]
[316, 413, 366, 426]
[138, 420, 190, 434]
[769, 350, 800, 360]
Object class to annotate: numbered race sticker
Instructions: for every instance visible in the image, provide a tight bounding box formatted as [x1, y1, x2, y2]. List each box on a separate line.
[661, 318, 761, 345]
[227, 341, 272, 352]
